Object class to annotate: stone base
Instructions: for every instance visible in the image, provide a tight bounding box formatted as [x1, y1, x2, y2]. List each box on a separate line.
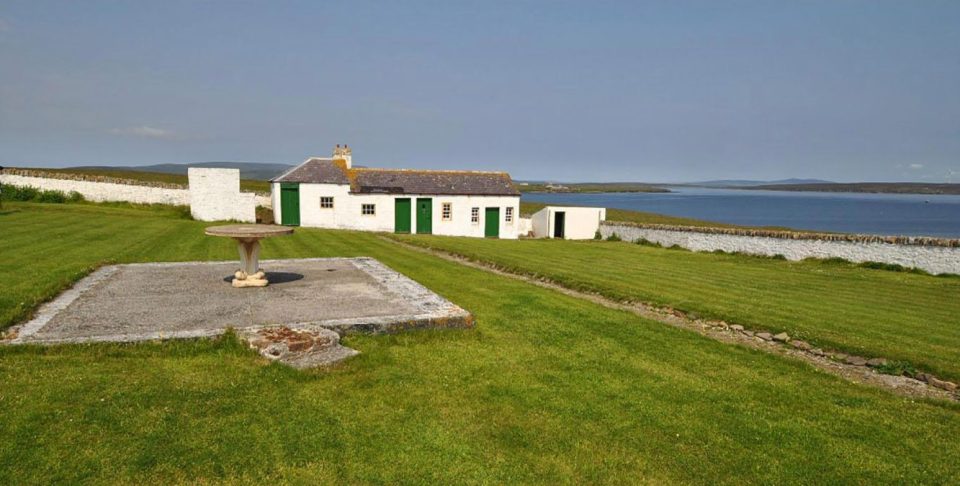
[232, 269, 267, 288]
[232, 277, 269, 288]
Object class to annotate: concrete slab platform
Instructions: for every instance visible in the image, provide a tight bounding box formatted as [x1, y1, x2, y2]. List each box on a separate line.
[9, 257, 473, 345]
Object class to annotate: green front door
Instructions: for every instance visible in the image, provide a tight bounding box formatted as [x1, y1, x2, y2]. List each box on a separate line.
[280, 183, 300, 226]
[416, 198, 432, 234]
[484, 207, 500, 238]
[395, 198, 412, 233]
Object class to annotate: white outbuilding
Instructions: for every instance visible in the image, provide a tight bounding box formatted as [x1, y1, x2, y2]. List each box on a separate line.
[271, 146, 522, 239]
[530, 206, 606, 240]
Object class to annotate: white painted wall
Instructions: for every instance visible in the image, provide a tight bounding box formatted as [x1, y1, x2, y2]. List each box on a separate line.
[0, 174, 190, 205]
[600, 223, 960, 275]
[517, 217, 533, 236]
[531, 209, 550, 238]
[273, 182, 521, 238]
[531, 206, 606, 239]
[188, 168, 256, 223]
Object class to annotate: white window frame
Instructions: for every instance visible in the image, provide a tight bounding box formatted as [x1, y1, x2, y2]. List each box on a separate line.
[442, 202, 452, 221]
[505, 206, 514, 223]
[320, 196, 334, 209]
[471, 207, 480, 224]
[361, 203, 376, 216]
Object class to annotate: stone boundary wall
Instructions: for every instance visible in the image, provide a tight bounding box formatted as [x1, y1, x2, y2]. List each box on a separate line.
[1, 168, 185, 189]
[0, 169, 272, 208]
[600, 222, 960, 275]
[0, 173, 191, 205]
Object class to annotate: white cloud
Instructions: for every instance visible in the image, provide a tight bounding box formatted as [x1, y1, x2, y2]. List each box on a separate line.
[909, 163, 924, 170]
[108, 126, 177, 140]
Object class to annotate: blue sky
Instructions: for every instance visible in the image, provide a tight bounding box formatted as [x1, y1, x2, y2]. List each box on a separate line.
[1, 1, 958, 182]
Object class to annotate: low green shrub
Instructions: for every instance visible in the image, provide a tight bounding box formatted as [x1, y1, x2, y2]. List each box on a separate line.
[858, 261, 930, 276]
[606, 233, 622, 242]
[874, 360, 918, 378]
[635, 238, 663, 248]
[3, 185, 72, 203]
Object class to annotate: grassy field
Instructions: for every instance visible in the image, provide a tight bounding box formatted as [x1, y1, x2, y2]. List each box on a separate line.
[12, 167, 271, 193]
[393, 234, 960, 382]
[2, 202, 960, 483]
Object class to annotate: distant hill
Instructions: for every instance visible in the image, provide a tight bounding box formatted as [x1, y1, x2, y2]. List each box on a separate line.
[70, 162, 294, 181]
[686, 178, 835, 187]
[746, 182, 960, 195]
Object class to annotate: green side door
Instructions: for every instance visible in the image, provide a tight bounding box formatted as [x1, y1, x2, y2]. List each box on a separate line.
[416, 198, 432, 234]
[484, 207, 500, 238]
[395, 198, 412, 233]
[280, 183, 300, 226]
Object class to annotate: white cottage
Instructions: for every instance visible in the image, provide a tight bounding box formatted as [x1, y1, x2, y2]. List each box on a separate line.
[271, 146, 521, 238]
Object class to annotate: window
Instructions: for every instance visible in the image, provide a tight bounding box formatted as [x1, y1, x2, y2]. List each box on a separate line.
[361, 203, 376, 216]
[471, 207, 480, 224]
[320, 197, 334, 209]
[505, 207, 514, 223]
[442, 202, 452, 221]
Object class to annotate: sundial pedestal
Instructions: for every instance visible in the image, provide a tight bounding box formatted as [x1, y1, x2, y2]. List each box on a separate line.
[204, 224, 294, 288]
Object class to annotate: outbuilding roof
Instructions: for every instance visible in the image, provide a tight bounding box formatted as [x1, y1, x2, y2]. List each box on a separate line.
[272, 158, 519, 196]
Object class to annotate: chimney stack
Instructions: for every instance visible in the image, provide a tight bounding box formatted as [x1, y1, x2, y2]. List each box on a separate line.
[332, 144, 353, 168]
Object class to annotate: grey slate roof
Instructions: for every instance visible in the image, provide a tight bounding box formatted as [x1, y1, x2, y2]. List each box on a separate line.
[273, 158, 519, 196]
[271, 158, 350, 184]
[351, 169, 519, 196]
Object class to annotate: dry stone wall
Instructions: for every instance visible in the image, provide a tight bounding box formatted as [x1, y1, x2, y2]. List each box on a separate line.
[600, 222, 960, 275]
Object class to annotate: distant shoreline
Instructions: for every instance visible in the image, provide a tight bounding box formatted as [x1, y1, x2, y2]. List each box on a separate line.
[739, 182, 960, 196]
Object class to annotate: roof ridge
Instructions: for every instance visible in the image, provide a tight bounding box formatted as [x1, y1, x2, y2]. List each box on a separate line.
[350, 167, 510, 176]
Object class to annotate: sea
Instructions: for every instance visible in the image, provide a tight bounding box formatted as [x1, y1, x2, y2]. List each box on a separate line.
[522, 187, 960, 238]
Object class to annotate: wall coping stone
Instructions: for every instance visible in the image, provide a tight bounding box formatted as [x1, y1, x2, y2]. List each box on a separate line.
[600, 221, 960, 248]
[1, 168, 268, 195]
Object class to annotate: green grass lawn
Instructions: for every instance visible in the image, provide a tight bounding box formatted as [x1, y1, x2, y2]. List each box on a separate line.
[13, 167, 271, 193]
[2, 202, 960, 484]
[393, 234, 960, 383]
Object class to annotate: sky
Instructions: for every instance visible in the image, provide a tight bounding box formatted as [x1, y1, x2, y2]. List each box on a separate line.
[1, 1, 958, 183]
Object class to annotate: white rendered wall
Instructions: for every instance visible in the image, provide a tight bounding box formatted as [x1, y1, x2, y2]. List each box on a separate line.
[599, 223, 960, 275]
[188, 168, 256, 222]
[531, 206, 606, 239]
[275, 182, 520, 238]
[517, 217, 533, 236]
[0, 174, 190, 205]
[531, 209, 550, 238]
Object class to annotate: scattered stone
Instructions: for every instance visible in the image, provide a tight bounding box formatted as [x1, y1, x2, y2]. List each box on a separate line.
[772, 332, 790, 342]
[730, 324, 745, 332]
[790, 340, 812, 351]
[830, 352, 848, 361]
[928, 377, 958, 392]
[756, 332, 773, 341]
[809, 348, 825, 356]
[915, 373, 932, 383]
[866, 358, 888, 367]
[246, 326, 358, 369]
[845, 356, 868, 366]
[743, 330, 754, 337]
